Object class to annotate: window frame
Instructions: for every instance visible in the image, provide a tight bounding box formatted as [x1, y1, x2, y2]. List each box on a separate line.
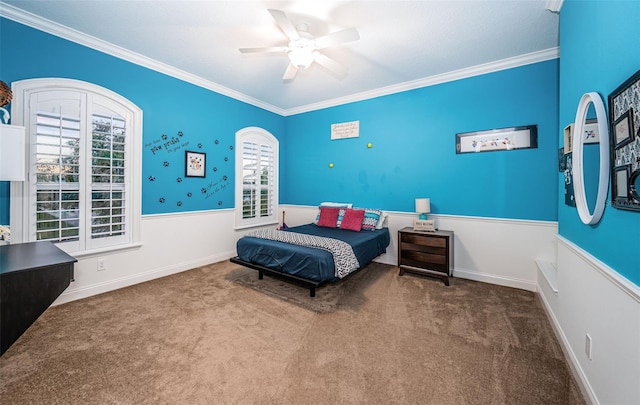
[234, 126, 279, 229]
[10, 78, 142, 257]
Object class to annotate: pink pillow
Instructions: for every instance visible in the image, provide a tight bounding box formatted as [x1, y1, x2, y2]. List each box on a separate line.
[340, 208, 365, 231]
[317, 207, 340, 227]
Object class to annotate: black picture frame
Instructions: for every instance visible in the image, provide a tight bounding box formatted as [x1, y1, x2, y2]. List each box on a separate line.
[608, 69, 640, 211]
[613, 165, 630, 201]
[455, 124, 537, 154]
[612, 108, 634, 148]
[185, 151, 206, 178]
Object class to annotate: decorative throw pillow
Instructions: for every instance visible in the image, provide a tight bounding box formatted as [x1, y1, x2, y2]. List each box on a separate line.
[314, 202, 352, 224]
[376, 213, 389, 229]
[340, 208, 365, 231]
[356, 208, 383, 231]
[317, 207, 340, 227]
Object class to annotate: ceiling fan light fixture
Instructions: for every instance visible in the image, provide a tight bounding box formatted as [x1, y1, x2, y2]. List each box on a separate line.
[288, 48, 317, 70]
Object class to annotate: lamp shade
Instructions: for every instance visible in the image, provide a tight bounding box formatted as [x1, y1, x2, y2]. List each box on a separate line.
[415, 198, 430, 214]
[0, 124, 26, 181]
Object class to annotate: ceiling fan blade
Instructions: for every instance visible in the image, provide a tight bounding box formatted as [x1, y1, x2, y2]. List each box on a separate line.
[239, 46, 289, 54]
[314, 53, 348, 77]
[268, 9, 300, 41]
[282, 62, 298, 80]
[314, 27, 360, 49]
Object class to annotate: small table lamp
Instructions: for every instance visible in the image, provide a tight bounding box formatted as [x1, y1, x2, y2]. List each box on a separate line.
[415, 198, 431, 219]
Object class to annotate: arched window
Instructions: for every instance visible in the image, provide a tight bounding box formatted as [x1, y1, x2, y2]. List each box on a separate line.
[235, 127, 278, 229]
[10, 78, 142, 255]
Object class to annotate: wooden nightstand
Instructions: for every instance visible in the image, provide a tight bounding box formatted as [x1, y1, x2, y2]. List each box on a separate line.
[397, 227, 454, 286]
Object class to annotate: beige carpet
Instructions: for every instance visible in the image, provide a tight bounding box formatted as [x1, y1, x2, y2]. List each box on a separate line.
[0, 260, 585, 405]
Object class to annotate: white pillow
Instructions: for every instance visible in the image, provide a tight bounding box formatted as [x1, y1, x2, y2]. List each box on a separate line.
[376, 213, 389, 229]
[320, 202, 353, 208]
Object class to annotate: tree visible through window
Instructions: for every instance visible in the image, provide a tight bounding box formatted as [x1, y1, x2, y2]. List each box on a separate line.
[10, 79, 142, 254]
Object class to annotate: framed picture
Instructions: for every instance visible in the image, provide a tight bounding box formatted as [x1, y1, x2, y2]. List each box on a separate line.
[613, 165, 630, 201]
[612, 108, 634, 148]
[185, 151, 206, 178]
[563, 124, 573, 153]
[608, 68, 640, 211]
[583, 118, 600, 144]
[455, 124, 537, 154]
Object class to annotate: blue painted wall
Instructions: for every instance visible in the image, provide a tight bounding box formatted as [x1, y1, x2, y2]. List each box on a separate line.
[559, 0, 640, 285]
[282, 61, 559, 220]
[0, 18, 285, 216]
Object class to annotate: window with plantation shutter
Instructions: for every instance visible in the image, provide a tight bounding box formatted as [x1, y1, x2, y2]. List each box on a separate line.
[235, 127, 278, 229]
[10, 79, 142, 255]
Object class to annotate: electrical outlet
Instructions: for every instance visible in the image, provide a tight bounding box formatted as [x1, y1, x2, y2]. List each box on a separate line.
[585, 333, 592, 360]
[97, 258, 106, 271]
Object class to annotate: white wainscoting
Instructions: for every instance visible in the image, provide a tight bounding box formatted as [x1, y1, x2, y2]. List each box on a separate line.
[537, 236, 640, 405]
[54, 209, 264, 305]
[56, 204, 558, 306]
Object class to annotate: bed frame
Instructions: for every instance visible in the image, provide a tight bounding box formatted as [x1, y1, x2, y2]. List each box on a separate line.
[230, 256, 325, 297]
[230, 256, 373, 298]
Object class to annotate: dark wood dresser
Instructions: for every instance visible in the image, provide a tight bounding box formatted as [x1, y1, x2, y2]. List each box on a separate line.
[397, 227, 454, 286]
[0, 241, 76, 356]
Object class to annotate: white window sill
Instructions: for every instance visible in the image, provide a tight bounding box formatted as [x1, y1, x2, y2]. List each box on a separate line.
[234, 221, 279, 231]
[59, 242, 143, 259]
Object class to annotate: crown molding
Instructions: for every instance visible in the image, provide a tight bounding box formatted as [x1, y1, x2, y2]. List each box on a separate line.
[284, 47, 560, 116]
[1, 2, 558, 117]
[0, 2, 287, 116]
[545, 0, 564, 14]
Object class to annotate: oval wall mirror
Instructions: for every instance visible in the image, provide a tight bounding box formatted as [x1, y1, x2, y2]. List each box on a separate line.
[572, 92, 610, 225]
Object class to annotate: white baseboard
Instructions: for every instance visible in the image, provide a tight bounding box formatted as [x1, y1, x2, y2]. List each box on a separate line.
[453, 267, 538, 291]
[54, 250, 236, 305]
[537, 285, 598, 405]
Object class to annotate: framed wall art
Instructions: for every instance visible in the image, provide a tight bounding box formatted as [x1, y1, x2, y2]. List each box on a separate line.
[185, 151, 206, 178]
[608, 69, 640, 211]
[455, 125, 537, 154]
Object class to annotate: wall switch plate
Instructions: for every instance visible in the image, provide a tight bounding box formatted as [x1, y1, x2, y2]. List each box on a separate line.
[585, 333, 592, 360]
[97, 258, 106, 271]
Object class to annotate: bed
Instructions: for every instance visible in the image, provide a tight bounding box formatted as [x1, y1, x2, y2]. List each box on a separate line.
[231, 208, 390, 297]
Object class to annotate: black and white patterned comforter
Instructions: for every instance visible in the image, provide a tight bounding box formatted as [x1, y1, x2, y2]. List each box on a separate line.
[245, 229, 361, 278]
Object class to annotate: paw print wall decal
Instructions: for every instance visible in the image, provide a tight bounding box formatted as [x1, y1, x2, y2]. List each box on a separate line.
[162, 134, 168, 140]
[176, 177, 182, 183]
[178, 131, 183, 137]
[187, 192, 192, 198]
[215, 139, 219, 144]
[163, 161, 169, 167]
[148, 176, 156, 181]
[176, 201, 182, 207]
[159, 197, 165, 203]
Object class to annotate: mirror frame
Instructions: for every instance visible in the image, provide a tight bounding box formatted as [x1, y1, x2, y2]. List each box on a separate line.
[572, 92, 610, 225]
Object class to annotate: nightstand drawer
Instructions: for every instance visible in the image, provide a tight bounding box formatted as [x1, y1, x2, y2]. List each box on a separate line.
[401, 257, 447, 272]
[400, 250, 446, 266]
[400, 241, 445, 256]
[400, 233, 446, 248]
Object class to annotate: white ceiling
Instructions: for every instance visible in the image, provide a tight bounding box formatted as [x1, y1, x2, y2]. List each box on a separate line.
[1, 0, 559, 115]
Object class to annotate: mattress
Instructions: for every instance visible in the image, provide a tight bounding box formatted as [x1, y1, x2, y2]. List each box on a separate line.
[236, 224, 390, 282]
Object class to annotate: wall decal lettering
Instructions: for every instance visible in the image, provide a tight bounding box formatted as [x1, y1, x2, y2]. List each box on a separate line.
[202, 176, 231, 200]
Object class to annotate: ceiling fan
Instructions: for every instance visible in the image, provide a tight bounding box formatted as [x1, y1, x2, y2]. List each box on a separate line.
[239, 9, 360, 80]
